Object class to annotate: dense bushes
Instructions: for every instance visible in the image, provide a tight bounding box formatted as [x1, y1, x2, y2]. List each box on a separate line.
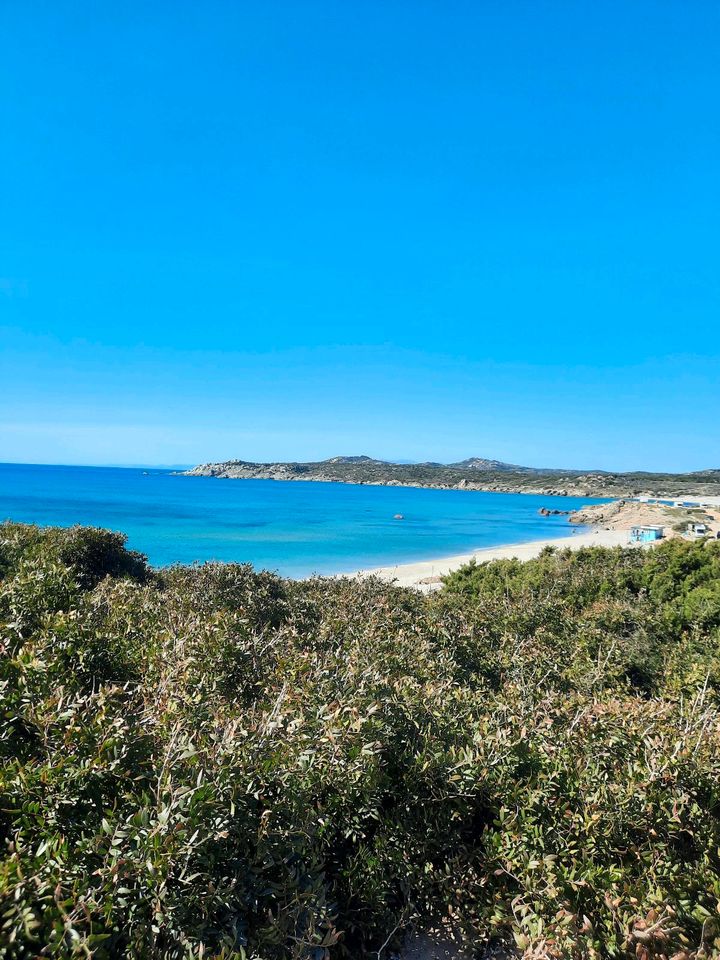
[1, 522, 719, 959]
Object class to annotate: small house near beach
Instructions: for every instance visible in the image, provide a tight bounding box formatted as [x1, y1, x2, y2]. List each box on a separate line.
[630, 525, 664, 543]
[686, 521, 708, 537]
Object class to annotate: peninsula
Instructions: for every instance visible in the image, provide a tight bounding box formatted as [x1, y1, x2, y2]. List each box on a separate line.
[184, 455, 720, 500]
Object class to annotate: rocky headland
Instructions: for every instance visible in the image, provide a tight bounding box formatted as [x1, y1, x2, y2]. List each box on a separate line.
[182, 456, 720, 500]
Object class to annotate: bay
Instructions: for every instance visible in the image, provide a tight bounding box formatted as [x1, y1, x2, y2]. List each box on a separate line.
[0, 463, 608, 578]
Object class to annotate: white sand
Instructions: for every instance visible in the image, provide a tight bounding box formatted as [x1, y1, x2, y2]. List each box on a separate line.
[354, 528, 632, 591]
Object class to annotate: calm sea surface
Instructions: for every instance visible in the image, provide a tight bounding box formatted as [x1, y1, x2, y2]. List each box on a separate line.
[0, 463, 608, 578]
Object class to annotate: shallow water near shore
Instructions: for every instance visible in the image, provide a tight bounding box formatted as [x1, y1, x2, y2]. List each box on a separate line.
[0, 463, 608, 578]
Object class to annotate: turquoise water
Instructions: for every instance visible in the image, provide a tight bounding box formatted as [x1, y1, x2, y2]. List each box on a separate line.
[0, 463, 608, 578]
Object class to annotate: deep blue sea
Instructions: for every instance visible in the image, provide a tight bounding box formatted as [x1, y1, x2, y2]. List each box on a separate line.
[0, 463, 609, 578]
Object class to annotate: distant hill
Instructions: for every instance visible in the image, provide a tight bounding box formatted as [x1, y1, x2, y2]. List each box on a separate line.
[327, 455, 538, 471]
[182, 456, 720, 499]
[449, 456, 530, 472]
[324, 455, 385, 465]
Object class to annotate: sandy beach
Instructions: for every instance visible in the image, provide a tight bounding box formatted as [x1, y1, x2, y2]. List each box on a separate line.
[355, 495, 720, 591]
[355, 527, 632, 590]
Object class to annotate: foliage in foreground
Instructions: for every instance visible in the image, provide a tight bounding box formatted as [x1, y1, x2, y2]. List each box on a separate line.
[1, 523, 720, 959]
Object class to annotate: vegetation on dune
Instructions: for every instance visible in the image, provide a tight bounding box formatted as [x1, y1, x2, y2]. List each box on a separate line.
[1, 523, 720, 959]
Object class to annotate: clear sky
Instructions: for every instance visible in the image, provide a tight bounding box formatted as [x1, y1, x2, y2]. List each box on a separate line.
[1, 1, 718, 471]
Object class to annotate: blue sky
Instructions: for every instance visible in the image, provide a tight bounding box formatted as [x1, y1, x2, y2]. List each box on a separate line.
[1, 1, 718, 471]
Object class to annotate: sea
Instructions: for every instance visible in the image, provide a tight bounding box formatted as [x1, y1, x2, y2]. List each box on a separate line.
[0, 463, 609, 579]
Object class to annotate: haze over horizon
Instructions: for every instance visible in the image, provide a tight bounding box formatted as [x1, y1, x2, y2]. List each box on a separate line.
[3, 453, 718, 478]
[2, 1, 719, 473]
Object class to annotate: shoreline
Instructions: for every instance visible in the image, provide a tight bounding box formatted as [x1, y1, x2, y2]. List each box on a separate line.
[181, 471, 607, 498]
[352, 527, 632, 591]
[183, 463, 720, 503]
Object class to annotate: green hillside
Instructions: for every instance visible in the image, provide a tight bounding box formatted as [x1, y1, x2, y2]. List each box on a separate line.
[185, 458, 720, 499]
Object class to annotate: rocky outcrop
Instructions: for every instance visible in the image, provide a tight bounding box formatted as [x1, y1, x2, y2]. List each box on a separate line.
[182, 458, 720, 501]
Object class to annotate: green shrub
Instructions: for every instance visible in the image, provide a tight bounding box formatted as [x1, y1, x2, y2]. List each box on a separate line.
[1, 528, 719, 958]
[0, 522, 149, 589]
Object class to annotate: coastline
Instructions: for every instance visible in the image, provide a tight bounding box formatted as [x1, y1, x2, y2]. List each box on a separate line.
[184, 460, 720, 502]
[350, 494, 720, 590]
[183, 471, 595, 497]
[352, 527, 632, 591]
